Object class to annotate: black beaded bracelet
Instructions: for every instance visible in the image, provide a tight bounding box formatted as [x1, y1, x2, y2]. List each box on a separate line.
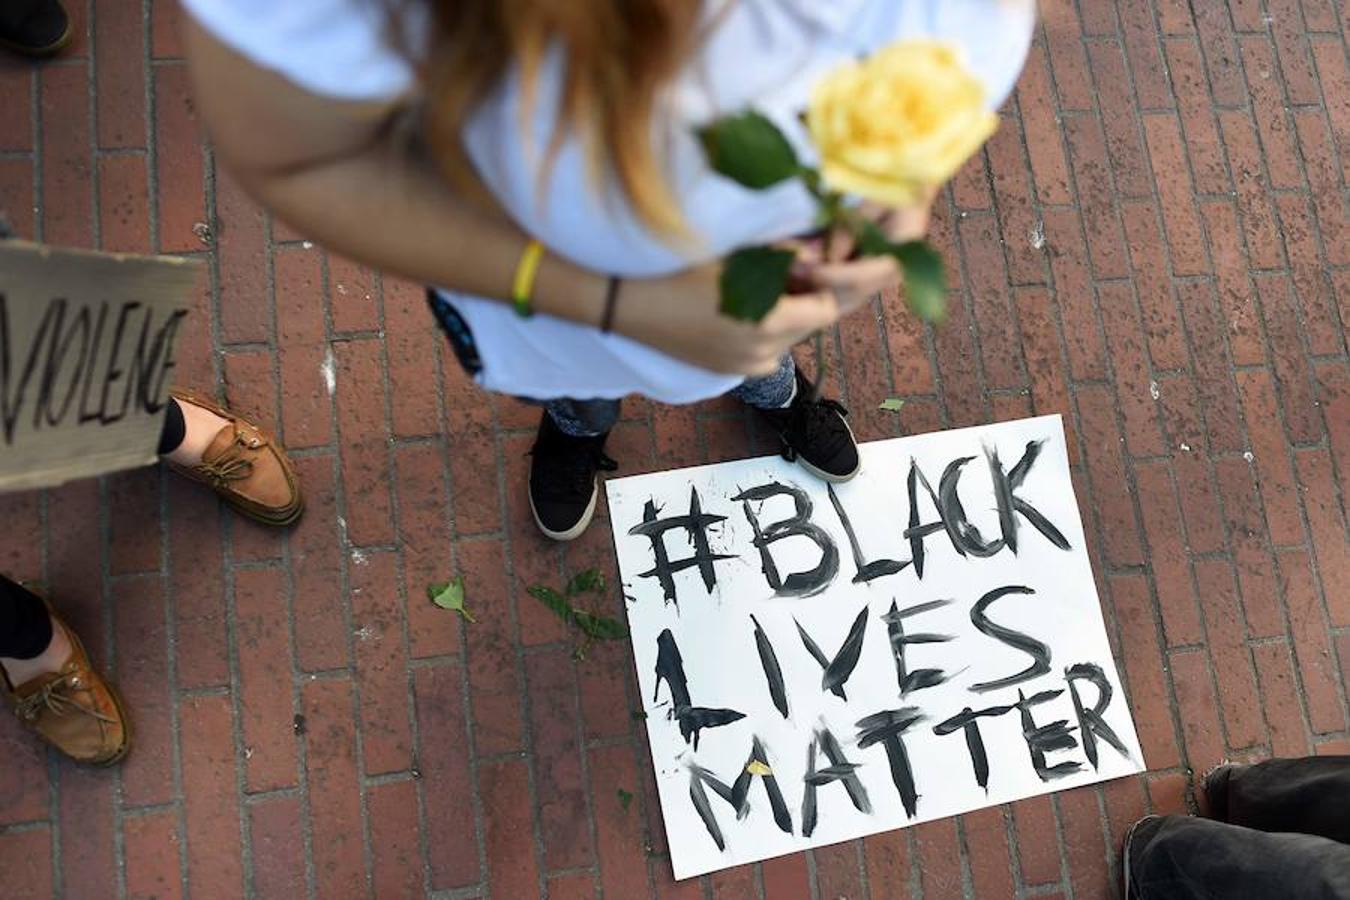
[600, 277, 621, 333]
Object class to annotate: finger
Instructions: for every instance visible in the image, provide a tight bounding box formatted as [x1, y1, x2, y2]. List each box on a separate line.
[826, 224, 857, 262]
[800, 255, 900, 291]
[763, 290, 840, 338]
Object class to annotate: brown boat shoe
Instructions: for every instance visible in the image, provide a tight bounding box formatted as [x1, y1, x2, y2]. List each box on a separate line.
[168, 389, 304, 526]
[3, 608, 131, 766]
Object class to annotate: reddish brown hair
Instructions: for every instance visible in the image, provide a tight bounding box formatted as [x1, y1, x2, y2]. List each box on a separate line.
[387, 0, 703, 235]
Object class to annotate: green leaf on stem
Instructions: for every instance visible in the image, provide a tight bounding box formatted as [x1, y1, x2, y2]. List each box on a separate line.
[565, 568, 606, 597]
[427, 577, 475, 623]
[698, 112, 800, 189]
[892, 241, 947, 323]
[720, 246, 795, 322]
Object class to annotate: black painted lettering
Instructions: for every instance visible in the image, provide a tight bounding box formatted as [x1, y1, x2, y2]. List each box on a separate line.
[903, 459, 947, 579]
[856, 708, 925, 817]
[734, 482, 839, 597]
[827, 483, 908, 583]
[987, 441, 1071, 552]
[0, 294, 59, 445]
[688, 737, 793, 850]
[1065, 663, 1131, 769]
[933, 702, 1017, 790]
[628, 488, 735, 607]
[653, 629, 745, 750]
[76, 301, 110, 424]
[969, 585, 1052, 693]
[801, 727, 870, 837]
[97, 302, 140, 425]
[1018, 689, 1083, 781]
[882, 598, 955, 697]
[794, 605, 869, 700]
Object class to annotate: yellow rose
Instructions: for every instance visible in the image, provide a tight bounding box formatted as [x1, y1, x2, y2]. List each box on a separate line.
[807, 40, 999, 206]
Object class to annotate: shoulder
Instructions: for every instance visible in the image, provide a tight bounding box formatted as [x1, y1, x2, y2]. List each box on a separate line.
[179, 0, 416, 101]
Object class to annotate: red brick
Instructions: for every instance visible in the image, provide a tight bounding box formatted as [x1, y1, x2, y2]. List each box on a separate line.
[414, 662, 481, 889]
[1275, 195, 1340, 355]
[933, 289, 986, 429]
[864, 831, 918, 900]
[278, 343, 334, 451]
[98, 154, 151, 253]
[461, 538, 526, 754]
[549, 873, 600, 899]
[394, 444, 460, 659]
[1202, 201, 1263, 366]
[0, 64, 33, 152]
[482, 759, 541, 899]
[1266, 0, 1320, 103]
[1017, 46, 1074, 205]
[1059, 787, 1108, 900]
[959, 212, 1023, 390]
[1252, 641, 1312, 757]
[951, 147, 991, 211]
[1187, 8, 1243, 105]
[1, 829, 53, 899]
[1213, 458, 1284, 639]
[1088, 43, 1152, 199]
[1309, 38, 1349, 180]
[1240, 38, 1305, 190]
[166, 478, 228, 687]
[289, 454, 349, 671]
[368, 780, 423, 900]
[171, 272, 215, 388]
[248, 795, 306, 898]
[302, 677, 366, 898]
[124, 808, 183, 900]
[114, 576, 177, 806]
[991, 390, 1032, 422]
[94, 0, 146, 149]
[1078, 2, 1116, 34]
[525, 647, 592, 869]
[585, 744, 649, 899]
[813, 842, 864, 899]
[151, 0, 184, 57]
[234, 566, 299, 791]
[1118, 202, 1186, 370]
[1109, 573, 1183, 768]
[56, 767, 116, 898]
[1119, 0, 1173, 109]
[0, 713, 47, 825]
[1316, 739, 1350, 756]
[180, 694, 244, 899]
[1320, 361, 1350, 485]
[765, 850, 814, 899]
[1154, 0, 1194, 33]
[41, 64, 93, 248]
[1258, 275, 1322, 443]
[1193, 558, 1266, 749]
[710, 864, 756, 899]
[0, 158, 34, 238]
[1011, 795, 1062, 886]
[914, 818, 963, 898]
[328, 254, 381, 333]
[1146, 772, 1189, 816]
[1041, 2, 1093, 110]
[104, 466, 160, 577]
[153, 65, 205, 253]
[840, 297, 901, 442]
[653, 865, 704, 900]
[1099, 283, 1165, 456]
[1168, 648, 1226, 773]
[1276, 550, 1346, 734]
[352, 551, 414, 774]
[216, 170, 272, 344]
[334, 338, 395, 545]
[1294, 450, 1349, 627]
[1063, 116, 1129, 279]
[1076, 384, 1144, 566]
[1214, 110, 1285, 271]
[963, 807, 1015, 898]
[1236, 370, 1303, 545]
[384, 278, 442, 438]
[1101, 776, 1148, 858]
[1175, 282, 1244, 453]
[986, 113, 1048, 285]
[1165, 40, 1229, 194]
[442, 357, 502, 535]
[1226, 0, 1266, 29]
[1142, 115, 1209, 276]
[1134, 462, 1202, 646]
[1293, 109, 1348, 266]
[881, 284, 936, 396]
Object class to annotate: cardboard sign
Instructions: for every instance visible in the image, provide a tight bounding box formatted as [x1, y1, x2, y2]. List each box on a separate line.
[606, 415, 1145, 880]
[0, 241, 200, 491]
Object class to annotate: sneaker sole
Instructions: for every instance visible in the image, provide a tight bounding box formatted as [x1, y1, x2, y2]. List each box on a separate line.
[530, 476, 599, 542]
[1121, 814, 1161, 900]
[0, 20, 73, 58]
[793, 415, 862, 484]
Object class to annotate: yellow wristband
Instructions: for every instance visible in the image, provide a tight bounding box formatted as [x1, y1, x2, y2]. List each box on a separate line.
[511, 239, 545, 318]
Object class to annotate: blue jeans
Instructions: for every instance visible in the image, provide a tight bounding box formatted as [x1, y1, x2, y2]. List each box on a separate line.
[545, 354, 798, 437]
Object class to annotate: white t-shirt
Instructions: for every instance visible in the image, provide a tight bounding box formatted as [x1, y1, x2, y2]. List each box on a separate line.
[183, 0, 1036, 403]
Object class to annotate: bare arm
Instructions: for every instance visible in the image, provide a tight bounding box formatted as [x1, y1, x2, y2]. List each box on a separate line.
[183, 19, 903, 375]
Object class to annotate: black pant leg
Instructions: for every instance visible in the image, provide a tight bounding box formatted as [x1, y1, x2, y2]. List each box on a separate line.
[1210, 756, 1350, 844]
[0, 574, 52, 660]
[1127, 815, 1350, 900]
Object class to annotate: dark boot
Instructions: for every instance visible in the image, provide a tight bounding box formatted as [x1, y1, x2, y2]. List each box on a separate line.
[0, 0, 72, 57]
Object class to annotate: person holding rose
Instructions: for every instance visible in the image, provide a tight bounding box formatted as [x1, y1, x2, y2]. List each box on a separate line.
[178, 0, 1035, 541]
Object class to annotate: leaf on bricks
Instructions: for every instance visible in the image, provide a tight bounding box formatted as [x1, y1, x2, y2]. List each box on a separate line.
[617, 788, 634, 812]
[428, 576, 476, 623]
[878, 397, 906, 412]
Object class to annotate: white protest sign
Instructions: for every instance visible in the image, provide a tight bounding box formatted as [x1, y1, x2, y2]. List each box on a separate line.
[0, 241, 200, 491]
[606, 415, 1145, 880]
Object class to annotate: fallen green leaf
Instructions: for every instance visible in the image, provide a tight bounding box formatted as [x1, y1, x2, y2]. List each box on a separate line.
[427, 577, 475, 623]
[878, 398, 905, 412]
[530, 578, 629, 651]
[565, 568, 606, 597]
[698, 111, 800, 190]
[617, 788, 634, 812]
[572, 608, 629, 640]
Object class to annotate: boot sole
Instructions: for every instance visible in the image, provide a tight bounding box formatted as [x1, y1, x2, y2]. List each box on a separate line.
[530, 477, 599, 542]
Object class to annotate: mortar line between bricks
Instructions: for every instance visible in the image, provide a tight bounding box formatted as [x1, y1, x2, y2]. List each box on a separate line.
[951, 816, 977, 900]
[241, 785, 304, 803]
[0, 819, 52, 836]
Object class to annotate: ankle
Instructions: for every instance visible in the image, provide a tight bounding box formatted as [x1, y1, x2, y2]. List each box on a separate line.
[1, 614, 72, 685]
[164, 401, 230, 467]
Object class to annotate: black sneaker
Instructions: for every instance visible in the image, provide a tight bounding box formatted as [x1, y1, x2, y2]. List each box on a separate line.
[528, 412, 617, 541]
[755, 370, 861, 482]
[0, 0, 72, 57]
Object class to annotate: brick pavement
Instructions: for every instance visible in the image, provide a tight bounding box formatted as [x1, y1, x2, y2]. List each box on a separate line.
[1, 1, 1346, 898]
